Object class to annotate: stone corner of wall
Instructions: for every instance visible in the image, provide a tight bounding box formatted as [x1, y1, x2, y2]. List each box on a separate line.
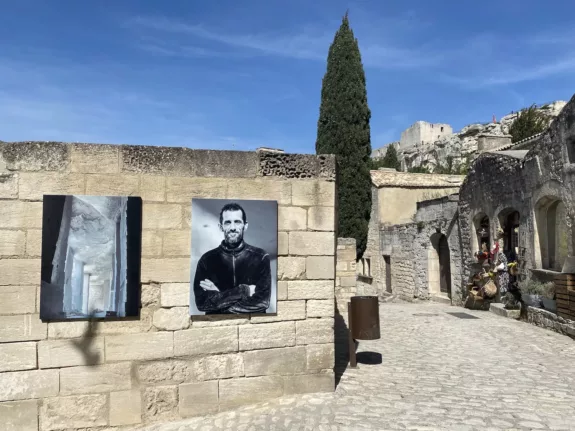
[337, 237, 356, 246]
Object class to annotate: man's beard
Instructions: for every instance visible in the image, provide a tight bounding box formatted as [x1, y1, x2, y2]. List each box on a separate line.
[224, 230, 244, 247]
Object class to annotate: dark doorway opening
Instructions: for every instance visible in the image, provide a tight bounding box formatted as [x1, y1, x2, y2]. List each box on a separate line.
[438, 235, 451, 297]
[383, 255, 391, 293]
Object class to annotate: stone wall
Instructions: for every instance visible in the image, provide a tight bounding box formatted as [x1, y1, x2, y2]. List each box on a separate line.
[400, 121, 453, 150]
[335, 238, 356, 324]
[357, 187, 381, 297]
[477, 134, 513, 153]
[0, 141, 337, 430]
[458, 92, 575, 288]
[380, 195, 463, 303]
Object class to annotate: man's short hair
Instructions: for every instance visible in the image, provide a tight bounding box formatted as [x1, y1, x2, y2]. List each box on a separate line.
[219, 202, 247, 224]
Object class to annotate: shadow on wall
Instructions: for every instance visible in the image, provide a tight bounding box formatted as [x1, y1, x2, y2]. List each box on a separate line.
[334, 298, 350, 387]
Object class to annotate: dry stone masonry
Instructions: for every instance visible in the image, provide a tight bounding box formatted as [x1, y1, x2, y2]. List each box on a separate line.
[0, 141, 337, 430]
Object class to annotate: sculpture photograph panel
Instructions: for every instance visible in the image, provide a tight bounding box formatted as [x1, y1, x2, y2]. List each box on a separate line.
[190, 198, 278, 316]
[40, 195, 142, 321]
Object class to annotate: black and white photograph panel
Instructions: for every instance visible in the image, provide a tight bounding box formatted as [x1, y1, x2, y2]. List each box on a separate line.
[190, 198, 278, 316]
[40, 195, 142, 321]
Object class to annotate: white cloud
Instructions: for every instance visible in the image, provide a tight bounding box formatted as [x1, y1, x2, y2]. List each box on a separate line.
[125, 15, 442, 70]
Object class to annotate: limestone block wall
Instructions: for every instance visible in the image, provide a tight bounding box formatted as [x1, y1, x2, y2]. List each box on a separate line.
[0, 141, 337, 430]
[335, 238, 356, 323]
[357, 187, 381, 297]
[459, 93, 575, 286]
[380, 196, 463, 303]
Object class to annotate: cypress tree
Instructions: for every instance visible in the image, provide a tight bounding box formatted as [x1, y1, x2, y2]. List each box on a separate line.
[381, 145, 401, 170]
[315, 12, 372, 259]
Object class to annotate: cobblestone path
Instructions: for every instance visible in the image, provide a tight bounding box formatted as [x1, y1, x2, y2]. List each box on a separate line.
[137, 302, 575, 431]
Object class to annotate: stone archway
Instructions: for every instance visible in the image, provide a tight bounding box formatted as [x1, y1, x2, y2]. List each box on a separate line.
[535, 196, 569, 271]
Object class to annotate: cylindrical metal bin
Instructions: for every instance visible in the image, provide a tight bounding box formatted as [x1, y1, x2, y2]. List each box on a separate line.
[350, 296, 380, 340]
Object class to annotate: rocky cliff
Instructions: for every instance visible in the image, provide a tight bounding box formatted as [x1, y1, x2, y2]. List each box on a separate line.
[376, 100, 567, 173]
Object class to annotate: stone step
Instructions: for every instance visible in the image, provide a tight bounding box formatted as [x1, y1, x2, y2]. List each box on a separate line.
[489, 302, 520, 319]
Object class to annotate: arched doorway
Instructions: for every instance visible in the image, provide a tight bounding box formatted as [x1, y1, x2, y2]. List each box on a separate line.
[498, 209, 520, 262]
[429, 233, 452, 299]
[438, 235, 452, 297]
[472, 213, 491, 257]
[535, 196, 568, 271]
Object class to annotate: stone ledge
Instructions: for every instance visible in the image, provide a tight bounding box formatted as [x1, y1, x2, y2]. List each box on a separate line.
[1, 141, 336, 180]
[489, 303, 520, 319]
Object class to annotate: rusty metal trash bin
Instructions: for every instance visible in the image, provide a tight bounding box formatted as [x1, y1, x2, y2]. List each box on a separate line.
[348, 296, 380, 367]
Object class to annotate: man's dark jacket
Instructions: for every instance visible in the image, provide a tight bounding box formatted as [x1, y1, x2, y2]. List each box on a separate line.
[193, 241, 272, 314]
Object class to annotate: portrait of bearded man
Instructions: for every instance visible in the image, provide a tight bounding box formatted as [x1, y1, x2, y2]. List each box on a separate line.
[191, 201, 275, 315]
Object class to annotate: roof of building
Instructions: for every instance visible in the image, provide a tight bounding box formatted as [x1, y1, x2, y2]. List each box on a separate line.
[488, 132, 544, 152]
[486, 150, 530, 160]
[370, 170, 465, 188]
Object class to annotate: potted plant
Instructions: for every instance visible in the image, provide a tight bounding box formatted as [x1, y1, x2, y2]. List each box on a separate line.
[541, 283, 556, 313]
[519, 280, 548, 308]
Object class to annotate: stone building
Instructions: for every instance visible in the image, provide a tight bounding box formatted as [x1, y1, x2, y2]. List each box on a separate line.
[399, 121, 453, 150]
[0, 142, 337, 429]
[356, 169, 464, 299]
[458, 93, 575, 287]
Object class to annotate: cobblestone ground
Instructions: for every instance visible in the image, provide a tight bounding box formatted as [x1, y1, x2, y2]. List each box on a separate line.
[136, 302, 575, 431]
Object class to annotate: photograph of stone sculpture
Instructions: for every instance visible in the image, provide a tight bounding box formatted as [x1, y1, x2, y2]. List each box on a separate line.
[40, 195, 142, 321]
[190, 198, 277, 315]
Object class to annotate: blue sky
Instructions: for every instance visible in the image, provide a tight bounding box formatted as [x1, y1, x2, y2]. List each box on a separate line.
[1, 0, 575, 153]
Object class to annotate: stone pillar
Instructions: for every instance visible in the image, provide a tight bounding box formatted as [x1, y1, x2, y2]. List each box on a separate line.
[335, 238, 357, 324]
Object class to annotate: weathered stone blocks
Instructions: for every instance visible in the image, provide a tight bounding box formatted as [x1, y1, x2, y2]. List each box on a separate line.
[0, 230, 25, 256]
[179, 381, 219, 417]
[0, 369, 59, 402]
[141, 258, 190, 283]
[174, 327, 238, 356]
[142, 203, 183, 229]
[189, 353, 244, 381]
[40, 394, 107, 430]
[250, 300, 306, 323]
[278, 231, 288, 255]
[59, 363, 132, 395]
[0, 286, 36, 314]
[166, 177, 228, 202]
[109, 390, 142, 426]
[219, 376, 284, 409]
[306, 299, 335, 318]
[239, 322, 295, 350]
[0, 314, 46, 342]
[243, 346, 306, 376]
[306, 343, 335, 371]
[25, 229, 42, 257]
[0, 342, 37, 372]
[161, 283, 190, 307]
[0, 259, 41, 285]
[141, 176, 166, 202]
[296, 319, 334, 345]
[153, 307, 190, 331]
[105, 332, 173, 361]
[0, 172, 18, 199]
[278, 206, 307, 231]
[38, 338, 104, 368]
[0, 399, 38, 431]
[307, 206, 335, 231]
[291, 181, 335, 206]
[85, 174, 139, 196]
[287, 280, 334, 300]
[18, 173, 85, 200]
[70, 144, 119, 174]
[289, 232, 335, 256]
[278, 256, 306, 280]
[162, 230, 191, 256]
[143, 385, 179, 422]
[305, 256, 335, 279]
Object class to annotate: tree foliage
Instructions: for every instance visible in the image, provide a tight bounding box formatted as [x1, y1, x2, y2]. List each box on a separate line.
[407, 165, 430, 173]
[370, 145, 400, 171]
[508, 104, 551, 143]
[315, 12, 372, 259]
